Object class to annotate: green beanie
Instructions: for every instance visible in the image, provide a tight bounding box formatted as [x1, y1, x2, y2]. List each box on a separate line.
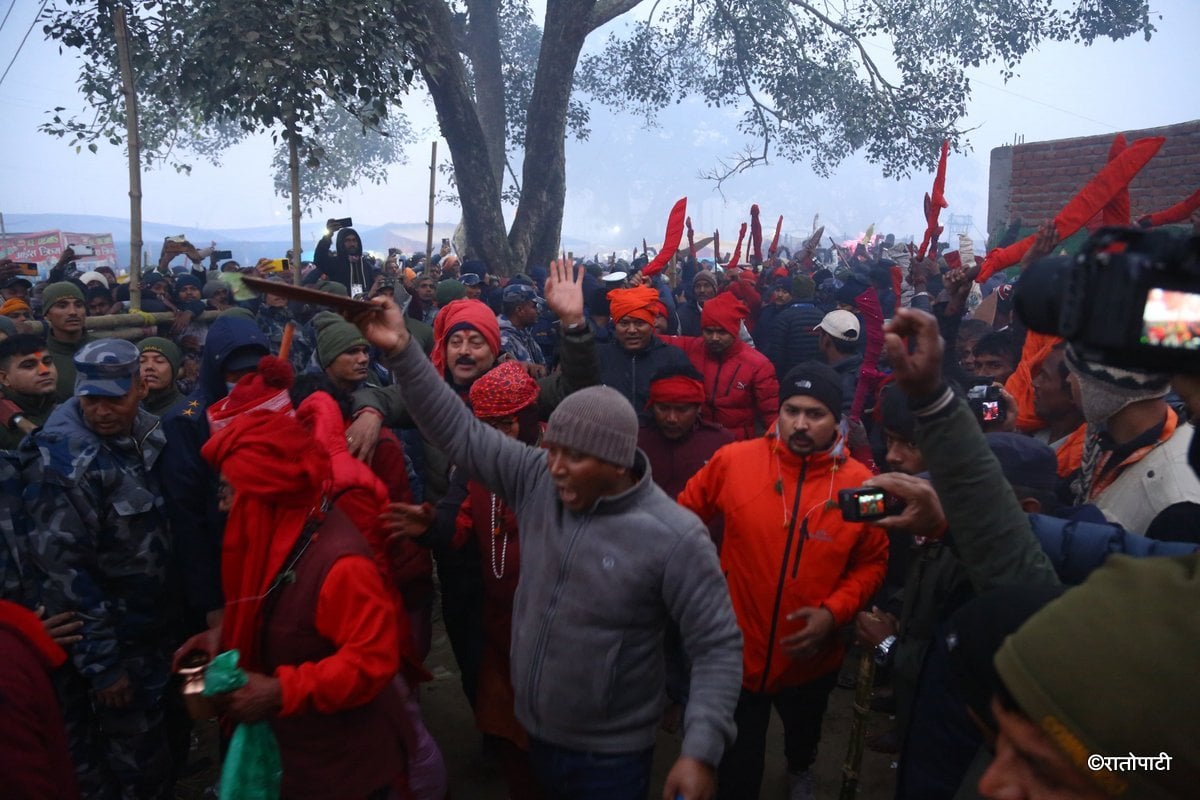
[314, 312, 368, 370]
[792, 274, 816, 300]
[138, 337, 182, 375]
[42, 282, 85, 312]
[219, 306, 256, 322]
[435, 279, 467, 306]
[994, 554, 1200, 799]
[313, 280, 350, 297]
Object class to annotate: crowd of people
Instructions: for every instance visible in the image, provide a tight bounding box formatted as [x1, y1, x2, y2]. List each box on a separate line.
[0, 212, 1198, 800]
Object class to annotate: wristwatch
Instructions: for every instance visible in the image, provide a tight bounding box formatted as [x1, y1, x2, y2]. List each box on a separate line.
[874, 634, 897, 666]
[562, 320, 588, 335]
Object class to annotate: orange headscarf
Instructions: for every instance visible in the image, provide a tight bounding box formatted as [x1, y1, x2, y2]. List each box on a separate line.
[607, 285, 661, 325]
[431, 298, 501, 378]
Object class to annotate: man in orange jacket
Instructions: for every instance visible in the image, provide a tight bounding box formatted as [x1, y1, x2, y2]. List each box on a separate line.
[679, 360, 889, 800]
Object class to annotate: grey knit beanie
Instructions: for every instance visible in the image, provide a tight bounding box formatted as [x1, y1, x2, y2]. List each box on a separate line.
[543, 386, 638, 468]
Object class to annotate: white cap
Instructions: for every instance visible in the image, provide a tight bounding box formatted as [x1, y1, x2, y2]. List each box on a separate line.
[602, 271, 628, 284]
[815, 309, 860, 342]
[79, 270, 108, 288]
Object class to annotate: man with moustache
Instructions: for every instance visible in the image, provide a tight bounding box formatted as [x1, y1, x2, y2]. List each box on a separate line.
[679, 360, 888, 800]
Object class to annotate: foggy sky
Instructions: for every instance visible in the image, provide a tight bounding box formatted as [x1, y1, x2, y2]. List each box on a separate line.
[1, 1, 1196, 252]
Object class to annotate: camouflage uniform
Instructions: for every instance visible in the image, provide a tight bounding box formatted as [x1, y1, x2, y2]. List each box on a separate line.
[256, 304, 315, 373]
[0, 451, 38, 606]
[499, 315, 547, 368]
[22, 397, 174, 799]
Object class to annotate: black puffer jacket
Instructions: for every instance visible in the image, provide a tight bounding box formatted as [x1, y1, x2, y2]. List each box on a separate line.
[596, 337, 692, 411]
[766, 301, 823, 379]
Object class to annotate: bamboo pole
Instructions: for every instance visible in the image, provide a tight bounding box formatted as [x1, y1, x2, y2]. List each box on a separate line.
[112, 7, 143, 312]
[288, 111, 303, 286]
[84, 310, 222, 331]
[425, 141, 437, 262]
[838, 650, 877, 800]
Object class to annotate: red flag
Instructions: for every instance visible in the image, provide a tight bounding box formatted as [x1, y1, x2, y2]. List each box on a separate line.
[768, 215, 783, 258]
[977, 136, 1165, 283]
[917, 140, 950, 259]
[642, 197, 688, 278]
[750, 205, 763, 264]
[1100, 134, 1130, 227]
[686, 216, 696, 259]
[726, 223, 747, 270]
[713, 230, 721, 264]
[1138, 187, 1200, 227]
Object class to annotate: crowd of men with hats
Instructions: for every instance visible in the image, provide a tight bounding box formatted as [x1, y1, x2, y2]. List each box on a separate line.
[0, 212, 1198, 800]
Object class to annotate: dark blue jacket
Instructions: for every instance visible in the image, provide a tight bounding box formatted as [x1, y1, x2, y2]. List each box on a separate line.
[161, 317, 270, 619]
[596, 336, 693, 411]
[1028, 513, 1199, 585]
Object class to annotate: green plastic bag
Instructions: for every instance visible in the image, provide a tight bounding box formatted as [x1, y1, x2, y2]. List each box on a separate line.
[203, 649, 283, 800]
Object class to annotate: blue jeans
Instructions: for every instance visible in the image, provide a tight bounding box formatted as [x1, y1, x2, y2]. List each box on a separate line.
[528, 737, 655, 800]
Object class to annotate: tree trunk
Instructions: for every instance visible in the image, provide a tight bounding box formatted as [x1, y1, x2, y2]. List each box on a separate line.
[113, 6, 143, 311]
[398, 0, 515, 273]
[507, 0, 594, 271]
[464, 0, 507, 192]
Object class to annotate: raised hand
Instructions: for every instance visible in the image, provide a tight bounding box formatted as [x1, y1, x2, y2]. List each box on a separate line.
[884, 308, 945, 398]
[543, 258, 584, 327]
[354, 296, 409, 357]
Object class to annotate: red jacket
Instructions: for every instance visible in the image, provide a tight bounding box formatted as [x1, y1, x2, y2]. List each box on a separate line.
[0, 601, 79, 799]
[679, 435, 888, 693]
[661, 335, 779, 440]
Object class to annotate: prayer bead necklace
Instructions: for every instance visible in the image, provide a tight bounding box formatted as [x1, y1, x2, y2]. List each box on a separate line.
[489, 493, 509, 580]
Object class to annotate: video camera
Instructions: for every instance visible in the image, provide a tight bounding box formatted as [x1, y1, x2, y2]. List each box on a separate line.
[1014, 227, 1200, 373]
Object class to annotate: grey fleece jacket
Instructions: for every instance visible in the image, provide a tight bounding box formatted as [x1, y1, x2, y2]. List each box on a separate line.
[385, 337, 743, 765]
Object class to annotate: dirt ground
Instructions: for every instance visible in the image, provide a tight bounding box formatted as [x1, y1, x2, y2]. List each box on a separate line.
[177, 607, 900, 800]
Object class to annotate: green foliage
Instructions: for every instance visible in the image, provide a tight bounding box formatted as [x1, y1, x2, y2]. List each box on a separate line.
[43, 0, 422, 181]
[271, 104, 414, 213]
[577, 0, 1155, 182]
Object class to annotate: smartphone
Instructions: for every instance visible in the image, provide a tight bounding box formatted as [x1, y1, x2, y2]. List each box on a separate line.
[334, 217, 353, 230]
[212, 250, 233, 260]
[14, 262, 39, 277]
[967, 382, 1006, 425]
[263, 258, 290, 273]
[838, 487, 904, 523]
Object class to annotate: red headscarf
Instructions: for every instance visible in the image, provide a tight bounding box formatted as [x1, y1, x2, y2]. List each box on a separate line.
[207, 356, 294, 433]
[607, 285, 661, 325]
[701, 291, 748, 337]
[469, 360, 540, 418]
[432, 298, 501, 378]
[201, 410, 332, 671]
[647, 375, 705, 407]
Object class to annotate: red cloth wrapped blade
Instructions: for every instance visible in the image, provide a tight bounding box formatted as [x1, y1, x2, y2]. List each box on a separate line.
[916, 140, 950, 259]
[1100, 134, 1130, 227]
[750, 204, 763, 264]
[976, 136, 1165, 283]
[1137, 187, 1200, 228]
[768, 215, 784, 258]
[641, 197, 688, 278]
[725, 223, 748, 270]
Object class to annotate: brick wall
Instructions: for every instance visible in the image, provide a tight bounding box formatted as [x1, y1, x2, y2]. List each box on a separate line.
[987, 119, 1200, 238]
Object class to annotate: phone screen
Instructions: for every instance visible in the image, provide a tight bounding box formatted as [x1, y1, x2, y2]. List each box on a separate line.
[1141, 287, 1200, 350]
[856, 490, 886, 518]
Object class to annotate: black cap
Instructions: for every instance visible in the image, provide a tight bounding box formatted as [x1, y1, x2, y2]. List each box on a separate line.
[986, 433, 1058, 494]
[779, 361, 843, 417]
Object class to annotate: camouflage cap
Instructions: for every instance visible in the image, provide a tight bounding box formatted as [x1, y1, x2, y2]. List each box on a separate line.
[74, 339, 140, 397]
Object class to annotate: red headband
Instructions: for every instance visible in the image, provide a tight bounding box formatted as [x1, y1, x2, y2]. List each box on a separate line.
[648, 375, 705, 407]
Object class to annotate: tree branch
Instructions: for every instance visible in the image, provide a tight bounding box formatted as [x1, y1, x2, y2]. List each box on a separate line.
[587, 0, 645, 33]
[787, 0, 899, 95]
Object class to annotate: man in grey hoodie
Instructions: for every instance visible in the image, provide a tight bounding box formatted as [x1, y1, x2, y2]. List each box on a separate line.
[356, 260, 743, 800]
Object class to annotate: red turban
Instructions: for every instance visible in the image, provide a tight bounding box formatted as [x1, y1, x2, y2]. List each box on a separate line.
[701, 291, 748, 336]
[432, 298, 501, 378]
[207, 355, 294, 433]
[647, 375, 705, 407]
[607, 285, 661, 325]
[201, 410, 332, 671]
[469, 360, 541, 418]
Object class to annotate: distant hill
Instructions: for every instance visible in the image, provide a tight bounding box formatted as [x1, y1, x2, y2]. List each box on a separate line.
[2, 213, 593, 266]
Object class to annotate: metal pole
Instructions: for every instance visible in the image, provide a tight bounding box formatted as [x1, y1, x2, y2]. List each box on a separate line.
[426, 141, 437, 262]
